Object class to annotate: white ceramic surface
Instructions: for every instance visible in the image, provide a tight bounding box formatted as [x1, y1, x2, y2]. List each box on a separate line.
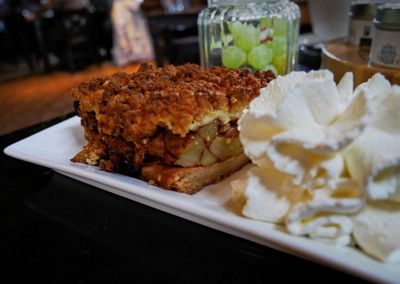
[4, 116, 400, 283]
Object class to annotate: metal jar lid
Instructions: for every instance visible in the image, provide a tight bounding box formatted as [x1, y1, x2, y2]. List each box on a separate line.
[349, 3, 378, 21]
[374, 3, 400, 30]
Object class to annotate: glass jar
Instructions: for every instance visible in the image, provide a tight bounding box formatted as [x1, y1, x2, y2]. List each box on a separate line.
[197, 0, 300, 75]
[348, 3, 378, 47]
[370, 3, 400, 69]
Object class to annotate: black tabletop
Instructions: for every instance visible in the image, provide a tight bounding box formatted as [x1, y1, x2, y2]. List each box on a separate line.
[0, 114, 367, 283]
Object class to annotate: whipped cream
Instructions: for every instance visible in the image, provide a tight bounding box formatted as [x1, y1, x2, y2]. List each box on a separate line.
[353, 202, 400, 263]
[232, 165, 303, 224]
[234, 71, 400, 262]
[343, 79, 400, 202]
[239, 70, 371, 184]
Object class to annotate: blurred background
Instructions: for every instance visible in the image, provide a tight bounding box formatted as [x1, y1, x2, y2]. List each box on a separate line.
[0, 0, 310, 134]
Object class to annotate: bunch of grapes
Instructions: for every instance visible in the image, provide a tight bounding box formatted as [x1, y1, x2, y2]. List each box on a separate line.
[220, 20, 287, 75]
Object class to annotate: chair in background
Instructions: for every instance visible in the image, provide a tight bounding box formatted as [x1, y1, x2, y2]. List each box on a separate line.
[146, 10, 200, 66]
[52, 8, 98, 71]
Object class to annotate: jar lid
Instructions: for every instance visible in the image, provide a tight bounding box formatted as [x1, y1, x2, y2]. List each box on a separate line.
[208, 0, 280, 7]
[350, 3, 378, 20]
[374, 3, 400, 29]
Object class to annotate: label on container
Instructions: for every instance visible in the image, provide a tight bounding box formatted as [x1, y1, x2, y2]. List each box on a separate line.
[370, 29, 400, 69]
[348, 19, 374, 46]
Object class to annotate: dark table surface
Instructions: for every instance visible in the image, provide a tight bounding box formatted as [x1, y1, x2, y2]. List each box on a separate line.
[0, 114, 367, 283]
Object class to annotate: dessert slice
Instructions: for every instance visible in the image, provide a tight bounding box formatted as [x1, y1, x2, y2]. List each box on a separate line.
[70, 63, 274, 194]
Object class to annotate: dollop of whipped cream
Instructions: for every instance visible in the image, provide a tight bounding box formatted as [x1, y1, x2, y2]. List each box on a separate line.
[232, 70, 400, 262]
[353, 202, 400, 263]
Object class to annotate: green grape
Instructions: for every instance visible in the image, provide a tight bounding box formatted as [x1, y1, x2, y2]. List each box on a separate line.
[248, 45, 273, 70]
[273, 17, 287, 37]
[232, 24, 260, 52]
[222, 46, 246, 68]
[272, 55, 287, 75]
[228, 22, 244, 37]
[260, 17, 272, 29]
[272, 36, 287, 57]
[262, 64, 278, 75]
[264, 40, 274, 52]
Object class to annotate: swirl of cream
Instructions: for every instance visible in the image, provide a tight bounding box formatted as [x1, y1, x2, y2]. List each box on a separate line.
[239, 70, 372, 184]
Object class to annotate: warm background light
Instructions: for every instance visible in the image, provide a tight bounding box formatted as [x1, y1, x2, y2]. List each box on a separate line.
[0, 62, 147, 134]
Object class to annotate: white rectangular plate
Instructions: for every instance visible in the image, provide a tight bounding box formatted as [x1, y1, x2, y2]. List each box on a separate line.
[4, 116, 399, 283]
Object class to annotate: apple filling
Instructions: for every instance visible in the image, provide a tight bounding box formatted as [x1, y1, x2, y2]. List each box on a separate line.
[174, 120, 243, 167]
[74, 119, 244, 173]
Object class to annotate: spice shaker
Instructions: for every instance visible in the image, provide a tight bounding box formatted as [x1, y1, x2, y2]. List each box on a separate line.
[370, 3, 400, 69]
[348, 2, 378, 47]
[197, 0, 300, 75]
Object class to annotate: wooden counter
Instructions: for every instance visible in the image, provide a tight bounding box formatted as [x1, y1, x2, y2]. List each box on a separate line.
[321, 39, 400, 86]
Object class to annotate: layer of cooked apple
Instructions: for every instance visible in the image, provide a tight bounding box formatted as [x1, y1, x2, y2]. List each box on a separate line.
[172, 120, 243, 167]
[72, 119, 244, 173]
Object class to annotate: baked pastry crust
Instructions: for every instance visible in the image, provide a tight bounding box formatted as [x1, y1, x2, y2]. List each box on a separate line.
[141, 154, 249, 194]
[70, 63, 273, 139]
